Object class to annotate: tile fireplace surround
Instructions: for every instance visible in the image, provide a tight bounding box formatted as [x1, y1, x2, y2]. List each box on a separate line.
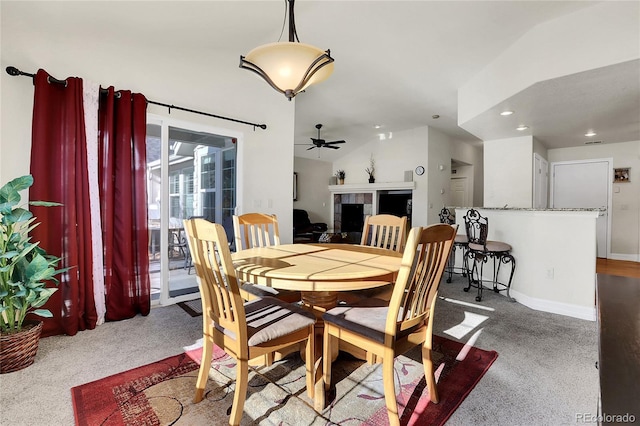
[329, 182, 415, 233]
[333, 192, 373, 232]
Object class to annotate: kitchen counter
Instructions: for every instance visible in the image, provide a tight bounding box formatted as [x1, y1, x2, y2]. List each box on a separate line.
[453, 207, 598, 320]
[448, 206, 602, 212]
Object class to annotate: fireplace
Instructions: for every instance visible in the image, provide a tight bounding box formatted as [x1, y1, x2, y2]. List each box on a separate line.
[342, 204, 364, 232]
[333, 192, 372, 243]
[330, 183, 415, 243]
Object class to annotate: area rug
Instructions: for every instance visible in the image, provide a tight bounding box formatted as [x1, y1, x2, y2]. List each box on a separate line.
[71, 335, 497, 425]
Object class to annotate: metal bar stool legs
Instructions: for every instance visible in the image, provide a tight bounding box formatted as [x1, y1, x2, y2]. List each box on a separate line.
[465, 249, 516, 302]
[446, 242, 468, 283]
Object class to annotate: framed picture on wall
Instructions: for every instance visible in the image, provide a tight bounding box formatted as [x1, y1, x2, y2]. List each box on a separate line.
[614, 167, 630, 183]
[293, 172, 298, 200]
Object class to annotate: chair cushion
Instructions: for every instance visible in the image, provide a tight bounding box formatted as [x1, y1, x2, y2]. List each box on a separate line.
[235, 297, 316, 346]
[454, 234, 468, 244]
[468, 240, 511, 252]
[241, 283, 300, 303]
[323, 303, 423, 344]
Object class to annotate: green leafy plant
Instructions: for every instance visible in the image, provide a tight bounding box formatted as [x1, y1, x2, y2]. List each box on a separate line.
[335, 170, 345, 179]
[0, 175, 66, 334]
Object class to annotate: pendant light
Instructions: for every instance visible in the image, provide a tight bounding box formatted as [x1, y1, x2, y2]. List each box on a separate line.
[240, 0, 334, 100]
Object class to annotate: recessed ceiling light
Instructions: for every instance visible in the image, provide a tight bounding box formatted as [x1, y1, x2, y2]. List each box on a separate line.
[585, 131, 597, 137]
[500, 110, 514, 116]
[516, 125, 528, 131]
[374, 125, 381, 129]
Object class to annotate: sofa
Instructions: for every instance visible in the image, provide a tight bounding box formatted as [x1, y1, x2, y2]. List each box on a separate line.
[293, 209, 328, 243]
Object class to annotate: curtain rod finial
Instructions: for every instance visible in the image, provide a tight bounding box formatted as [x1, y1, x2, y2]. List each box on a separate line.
[6, 66, 21, 76]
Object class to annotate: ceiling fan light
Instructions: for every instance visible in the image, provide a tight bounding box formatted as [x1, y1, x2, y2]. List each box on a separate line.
[241, 42, 334, 99]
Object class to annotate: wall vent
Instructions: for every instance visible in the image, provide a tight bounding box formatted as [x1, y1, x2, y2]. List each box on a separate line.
[584, 140, 603, 145]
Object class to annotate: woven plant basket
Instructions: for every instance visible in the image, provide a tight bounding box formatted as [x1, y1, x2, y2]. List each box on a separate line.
[0, 320, 43, 374]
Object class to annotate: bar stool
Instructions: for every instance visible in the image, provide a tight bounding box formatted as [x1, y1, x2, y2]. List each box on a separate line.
[439, 207, 468, 283]
[463, 209, 516, 302]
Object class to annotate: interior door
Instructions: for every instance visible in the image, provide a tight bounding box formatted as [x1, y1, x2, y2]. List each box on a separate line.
[450, 177, 468, 206]
[550, 159, 611, 258]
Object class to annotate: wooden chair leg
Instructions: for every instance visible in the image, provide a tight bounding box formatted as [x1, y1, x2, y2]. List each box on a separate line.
[230, 359, 249, 426]
[194, 336, 213, 403]
[422, 344, 439, 403]
[305, 325, 315, 400]
[323, 327, 333, 391]
[382, 348, 400, 426]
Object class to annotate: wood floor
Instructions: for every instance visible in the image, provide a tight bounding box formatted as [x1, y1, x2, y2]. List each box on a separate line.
[596, 258, 640, 278]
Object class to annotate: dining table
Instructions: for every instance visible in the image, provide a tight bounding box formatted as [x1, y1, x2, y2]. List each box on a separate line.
[231, 242, 403, 410]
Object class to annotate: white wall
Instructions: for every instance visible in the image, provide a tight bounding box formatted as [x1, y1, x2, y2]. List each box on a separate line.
[427, 127, 453, 224]
[455, 208, 598, 321]
[484, 136, 533, 208]
[532, 137, 548, 160]
[1, 3, 297, 242]
[293, 157, 332, 225]
[333, 127, 429, 226]
[548, 140, 640, 259]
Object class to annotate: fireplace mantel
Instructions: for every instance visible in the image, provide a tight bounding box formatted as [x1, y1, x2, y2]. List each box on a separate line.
[328, 181, 415, 193]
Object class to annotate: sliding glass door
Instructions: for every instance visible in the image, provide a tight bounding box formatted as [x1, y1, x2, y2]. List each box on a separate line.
[146, 116, 237, 306]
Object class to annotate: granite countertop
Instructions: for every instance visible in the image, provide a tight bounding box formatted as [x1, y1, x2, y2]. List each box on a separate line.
[448, 206, 604, 212]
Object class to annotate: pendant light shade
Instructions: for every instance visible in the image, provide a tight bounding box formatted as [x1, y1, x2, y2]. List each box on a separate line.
[240, 0, 334, 100]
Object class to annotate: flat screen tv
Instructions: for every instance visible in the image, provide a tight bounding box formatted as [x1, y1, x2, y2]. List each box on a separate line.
[378, 193, 411, 217]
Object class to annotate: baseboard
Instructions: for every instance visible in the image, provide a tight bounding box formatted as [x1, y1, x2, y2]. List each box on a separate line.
[608, 253, 640, 262]
[509, 289, 596, 321]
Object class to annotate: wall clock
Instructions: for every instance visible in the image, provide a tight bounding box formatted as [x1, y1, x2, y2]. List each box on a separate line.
[415, 166, 425, 176]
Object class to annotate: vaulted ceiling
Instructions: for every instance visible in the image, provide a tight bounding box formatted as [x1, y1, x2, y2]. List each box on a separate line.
[5, 1, 638, 163]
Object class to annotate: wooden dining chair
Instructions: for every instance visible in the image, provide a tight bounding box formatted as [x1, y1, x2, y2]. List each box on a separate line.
[360, 214, 408, 252]
[343, 214, 408, 304]
[232, 213, 301, 303]
[322, 224, 457, 426]
[184, 218, 316, 426]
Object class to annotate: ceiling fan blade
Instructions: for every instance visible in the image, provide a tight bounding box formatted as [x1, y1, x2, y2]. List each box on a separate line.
[307, 146, 317, 150]
[325, 140, 346, 145]
[326, 145, 340, 149]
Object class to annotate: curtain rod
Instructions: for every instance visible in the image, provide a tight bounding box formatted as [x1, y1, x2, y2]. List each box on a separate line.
[5, 66, 267, 130]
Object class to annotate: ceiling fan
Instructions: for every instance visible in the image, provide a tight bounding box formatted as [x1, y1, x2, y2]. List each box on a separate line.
[296, 124, 346, 150]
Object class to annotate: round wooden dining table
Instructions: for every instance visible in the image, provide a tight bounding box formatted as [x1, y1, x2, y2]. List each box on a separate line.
[232, 242, 402, 311]
[231, 242, 403, 410]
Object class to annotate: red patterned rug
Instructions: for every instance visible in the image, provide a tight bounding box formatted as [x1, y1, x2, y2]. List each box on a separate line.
[71, 335, 497, 425]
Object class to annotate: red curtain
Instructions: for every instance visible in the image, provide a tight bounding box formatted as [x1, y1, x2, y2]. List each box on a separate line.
[98, 88, 151, 320]
[30, 70, 97, 337]
[29, 70, 150, 336]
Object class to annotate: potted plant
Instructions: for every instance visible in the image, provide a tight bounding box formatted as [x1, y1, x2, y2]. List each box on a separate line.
[365, 155, 375, 183]
[335, 170, 346, 185]
[0, 175, 66, 374]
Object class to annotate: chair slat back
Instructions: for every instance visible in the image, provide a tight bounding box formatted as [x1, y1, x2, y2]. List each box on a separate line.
[184, 218, 246, 342]
[233, 213, 280, 250]
[386, 224, 456, 337]
[463, 208, 489, 247]
[360, 214, 408, 252]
